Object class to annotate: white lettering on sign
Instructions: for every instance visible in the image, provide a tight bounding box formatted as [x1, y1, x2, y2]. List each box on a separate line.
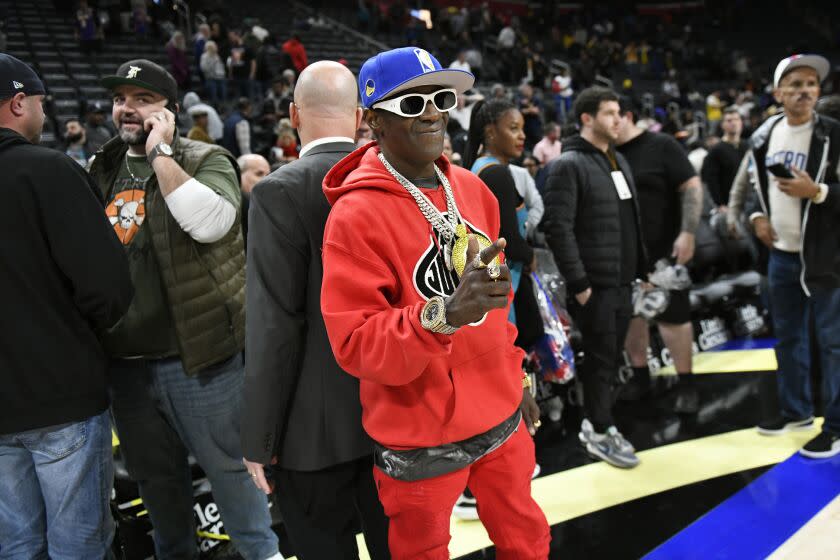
[698, 317, 730, 350]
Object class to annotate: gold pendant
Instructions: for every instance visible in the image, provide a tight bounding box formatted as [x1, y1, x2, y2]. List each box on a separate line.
[452, 224, 499, 278]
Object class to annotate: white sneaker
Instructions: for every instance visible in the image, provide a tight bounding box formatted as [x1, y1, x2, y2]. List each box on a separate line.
[453, 493, 479, 521]
[579, 420, 640, 468]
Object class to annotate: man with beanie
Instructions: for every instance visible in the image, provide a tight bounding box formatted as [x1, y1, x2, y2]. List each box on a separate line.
[320, 47, 550, 559]
[0, 53, 133, 558]
[88, 59, 281, 559]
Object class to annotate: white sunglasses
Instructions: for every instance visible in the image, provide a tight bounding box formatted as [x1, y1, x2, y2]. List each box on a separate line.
[372, 88, 458, 117]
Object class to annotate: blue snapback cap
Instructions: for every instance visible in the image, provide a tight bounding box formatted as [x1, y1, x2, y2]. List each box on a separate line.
[359, 47, 474, 109]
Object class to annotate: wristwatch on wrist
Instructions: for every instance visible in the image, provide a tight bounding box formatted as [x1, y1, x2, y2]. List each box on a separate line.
[420, 296, 458, 335]
[148, 142, 174, 165]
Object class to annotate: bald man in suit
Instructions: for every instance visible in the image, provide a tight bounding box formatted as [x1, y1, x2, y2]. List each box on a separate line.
[241, 61, 390, 560]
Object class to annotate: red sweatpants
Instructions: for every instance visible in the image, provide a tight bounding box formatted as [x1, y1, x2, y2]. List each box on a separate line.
[373, 422, 551, 559]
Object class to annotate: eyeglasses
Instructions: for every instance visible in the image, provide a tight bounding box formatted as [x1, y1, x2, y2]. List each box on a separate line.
[372, 88, 457, 117]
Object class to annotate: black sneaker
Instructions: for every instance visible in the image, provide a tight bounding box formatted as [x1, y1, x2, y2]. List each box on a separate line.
[618, 378, 649, 402]
[757, 416, 815, 435]
[800, 431, 840, 459]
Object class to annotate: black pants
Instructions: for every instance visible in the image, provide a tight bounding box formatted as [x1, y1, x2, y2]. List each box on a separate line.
[570, 286, 633, 432]
[514, 271, 545, 350]
[272, 455, 390, 560]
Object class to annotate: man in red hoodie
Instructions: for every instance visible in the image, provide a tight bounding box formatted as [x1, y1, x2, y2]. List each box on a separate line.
[321, 47, 550, 559]
[282, 34, 308, 74]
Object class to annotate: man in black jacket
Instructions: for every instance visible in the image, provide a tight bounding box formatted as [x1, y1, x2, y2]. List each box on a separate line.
[241, 60, 390, 559]
[0, 54, 133, 558]
[543, 86, 646, 469]
[730, 55, 840, 458]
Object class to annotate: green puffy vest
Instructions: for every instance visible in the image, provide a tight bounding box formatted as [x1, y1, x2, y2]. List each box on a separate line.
[89, 135, 245, 375]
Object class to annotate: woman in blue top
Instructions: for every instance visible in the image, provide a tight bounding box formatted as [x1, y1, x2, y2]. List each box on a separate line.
[453, 98, 545, 523]
[465, 99, 542, 348]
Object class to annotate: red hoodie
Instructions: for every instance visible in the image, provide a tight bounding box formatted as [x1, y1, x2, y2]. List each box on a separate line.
[321, 142, 524, 450]
[282, 38, 308, 73]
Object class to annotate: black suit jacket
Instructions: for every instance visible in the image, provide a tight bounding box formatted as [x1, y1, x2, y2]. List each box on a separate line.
[241, 140, 373, 470]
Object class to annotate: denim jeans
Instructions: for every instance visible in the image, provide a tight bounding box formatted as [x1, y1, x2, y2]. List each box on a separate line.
[768, 250, 840, 434]
[232, 78, 258, 102]
[0, 410, 114, 560]
[109, 353, 278, 560]
[205, 78, 227, 106]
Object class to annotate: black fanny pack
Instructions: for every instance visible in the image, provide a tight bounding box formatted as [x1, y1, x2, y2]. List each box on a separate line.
[373, 409, 522, 482]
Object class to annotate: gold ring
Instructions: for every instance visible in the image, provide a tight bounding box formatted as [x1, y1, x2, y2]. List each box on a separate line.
[533, 419, 542, 428]
[472, 254, 487, 270]
[487, 263, 501, 279]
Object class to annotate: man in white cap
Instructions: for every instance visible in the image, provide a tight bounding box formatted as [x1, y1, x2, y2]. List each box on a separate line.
[728, 54, 840, 459]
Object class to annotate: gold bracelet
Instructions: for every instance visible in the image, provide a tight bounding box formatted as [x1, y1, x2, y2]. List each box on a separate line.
[522, 373, 532, 389]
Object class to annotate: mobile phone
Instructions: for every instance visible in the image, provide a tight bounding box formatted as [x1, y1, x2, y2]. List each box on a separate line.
[767, 163, 794, 179]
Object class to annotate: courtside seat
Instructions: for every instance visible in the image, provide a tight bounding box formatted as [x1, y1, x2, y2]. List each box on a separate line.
[38, 61, 66, 73]
[72, 73, 100, 85]
[34, 51, 60, 61]
[49, 86, 78, 100]
[53, 99, 80, 115]
[730, 271, 761, 289]
[39, 131, 58, 149]
[80, 86, 109, 98]
[691, 281, 735, 307]
[42, 73, 72, 87]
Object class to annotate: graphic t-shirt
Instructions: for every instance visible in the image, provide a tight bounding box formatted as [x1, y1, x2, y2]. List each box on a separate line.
[103, 154, 178, 358]
[765, 119, 813, 252]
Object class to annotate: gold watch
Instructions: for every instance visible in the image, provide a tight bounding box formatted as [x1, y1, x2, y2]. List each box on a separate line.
[420, 296, 458, 335]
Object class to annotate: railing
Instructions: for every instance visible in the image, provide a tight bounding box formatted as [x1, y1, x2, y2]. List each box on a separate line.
[290, 0, 390, 53]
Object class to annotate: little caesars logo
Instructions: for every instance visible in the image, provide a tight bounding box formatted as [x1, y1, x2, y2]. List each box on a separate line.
[698, 317, 730, 350]
[194, 501, 225, 552]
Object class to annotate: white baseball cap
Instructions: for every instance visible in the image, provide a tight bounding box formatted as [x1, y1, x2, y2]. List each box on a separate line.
[773, 54, 831, 88]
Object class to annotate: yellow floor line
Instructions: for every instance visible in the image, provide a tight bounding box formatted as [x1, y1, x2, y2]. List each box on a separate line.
[288, 421, 820, 560]
[766, 492, 840, 560]
[658, 348, 777, 375]
[444, 421, 819, 557]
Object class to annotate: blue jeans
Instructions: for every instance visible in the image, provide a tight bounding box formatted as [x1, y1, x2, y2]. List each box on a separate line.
[0, 411, 114, 560]
[232, 78, 259, 102]
[768, 250, 840, 433]
[109, 353, 278, 560]
[205, 78, 228, 106]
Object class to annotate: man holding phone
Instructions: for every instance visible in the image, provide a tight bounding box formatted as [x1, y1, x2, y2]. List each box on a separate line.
[89, 59, 281, 559]
[729, 54, 840, 459]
